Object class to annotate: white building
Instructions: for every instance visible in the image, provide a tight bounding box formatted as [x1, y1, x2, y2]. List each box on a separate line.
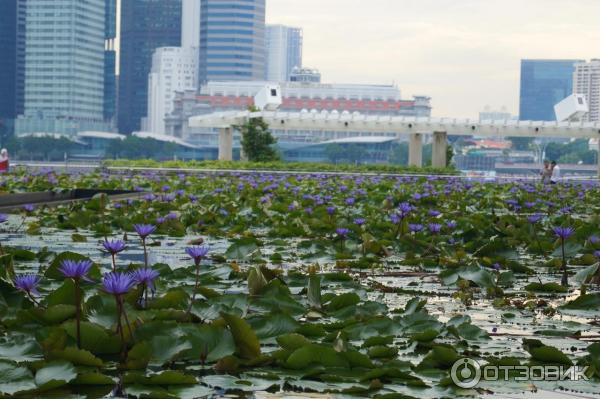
[479, 106, 513, 121]
[265, 25, 303, 82]
[146, 47, 198, 134]
[573, 59, 600, 122]
[181, 0, 200, 48]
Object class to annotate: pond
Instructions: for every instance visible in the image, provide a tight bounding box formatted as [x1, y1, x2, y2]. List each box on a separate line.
[0, 168, 598, 398]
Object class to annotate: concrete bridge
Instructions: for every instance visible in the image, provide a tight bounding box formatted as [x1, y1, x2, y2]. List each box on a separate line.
[189, 110, 600, 176]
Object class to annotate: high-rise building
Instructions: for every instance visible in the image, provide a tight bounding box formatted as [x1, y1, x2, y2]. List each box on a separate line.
[104, 0, 117, 125]
[519, 60, 582, 121]
[198, 0, 266, 83]
[265, 25, 303, 82]
[573, 60, 600, 122]
[479, 106, 513, 122]
[146, 47, 198, 134]
[15, 0, 111, 136]
[182, 0, 201, 48]
[0, 0, 20, 139]
[119, 0, 182, 134]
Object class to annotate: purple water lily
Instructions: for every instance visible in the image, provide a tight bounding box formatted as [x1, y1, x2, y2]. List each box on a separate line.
[134, 224, 156, 267]
[428, 223, 442, 234]
[102, 272, 135, 358]
[132, 267, 160, 307]
[527, 214, 543, 224]
[0, 214, 8, 224]
[553, 226, 575, 287]
[336, 228, 350, 238]
[354, 218, 366, 226]
[409, 224, 424, 233]
[15, 274, 41, 297]
[185, 246, 210, 313]
[103, 239, 126, 271]
[59, 260, 93, 281]
[552, 226, 575, 240]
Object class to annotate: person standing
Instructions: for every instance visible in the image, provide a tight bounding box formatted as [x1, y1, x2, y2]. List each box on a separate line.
[540, 160, 551, 184]
[550, 161, 561, 184]
[0, 149, 9, 173]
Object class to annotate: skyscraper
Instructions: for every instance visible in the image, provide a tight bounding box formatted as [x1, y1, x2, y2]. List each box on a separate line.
[573, 60, 600, 122]
[0, 0, 19, 139]
[198, 0, 266, 83]
[266, 25, 303, 82]
[182, 0, 201, 48]
[519, 60, 582, 121]
[104, 0, 117, 124]
[15, 0, 111, 136]
[119, 0, 182, 134]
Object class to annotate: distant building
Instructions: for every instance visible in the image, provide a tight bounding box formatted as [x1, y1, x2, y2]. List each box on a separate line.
[573, 60, 600, 122]
[290, 67, 322, 83]
[104, 0, 118, 125]
[119, 0, 182, 134]
[165, 81, 432, 146]
[479, 106, 513, 121]
[519, 59, 582, 121]
[146, 47, 198, 135]
[0, 0, 21, 139]
[182, 0, 201, 48]
[265, 25, 303, 82]
[198, 0, 266, 83]
[15, 0, 112, 136]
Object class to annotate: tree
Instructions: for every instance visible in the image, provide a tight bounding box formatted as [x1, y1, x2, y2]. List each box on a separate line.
[234, 106, 279, 162]
[325, 144, 345, 164]
[389, 142, 409, 165]
[106, 136, 178, 160]
[509, 137, 533, 151]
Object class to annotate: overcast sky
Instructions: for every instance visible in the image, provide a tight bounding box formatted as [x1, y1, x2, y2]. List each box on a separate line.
[266, 0, 600, 118]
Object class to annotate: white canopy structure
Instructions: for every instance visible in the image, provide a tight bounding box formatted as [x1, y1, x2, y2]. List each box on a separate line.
[190, 110, 600, 176]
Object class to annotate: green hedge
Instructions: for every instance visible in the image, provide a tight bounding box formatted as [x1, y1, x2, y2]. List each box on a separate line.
[103, 159, 458, 175]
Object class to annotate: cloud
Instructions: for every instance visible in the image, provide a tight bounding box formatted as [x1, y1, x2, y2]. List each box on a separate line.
[267, 0, 600, 118]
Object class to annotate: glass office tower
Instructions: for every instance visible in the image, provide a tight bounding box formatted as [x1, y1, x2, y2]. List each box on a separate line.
[519, 60, 582, 121]
[118, 0, 182, 134]
[198, 0, 266, 83]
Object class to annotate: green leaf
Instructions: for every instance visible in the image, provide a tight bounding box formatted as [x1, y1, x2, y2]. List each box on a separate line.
[224, 237, 260, 260]
[72, 372, 115, 386]
[149, 335, 192, 366]
[182, 325, 236, 363]
[124, 370, 197, 385]
[307, 274, 322, 309]
[34, 361, 76, 390]
[0, 338, 43, 362]
[525, 282, 568, 293]
[285, 344, 350, 369]
[247, 266, 267, 296]
[560, 294, 600, 310]
[125, 341, 152, 370]
[249, 313, 299, 339]
[574, 263, 599, 286]
[277, 333, 311, 351]
[0, 360, 36, 395]
[71, 233, 88, 243]
[48, 347, 103, 367]
[529, 346, 573, 366]
[29, 304, 76, 324]
[327, 293, 360, 311]
[221, 313, 261, 360]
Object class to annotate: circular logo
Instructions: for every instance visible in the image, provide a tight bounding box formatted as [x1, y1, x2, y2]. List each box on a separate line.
[450, 358, 482, 389]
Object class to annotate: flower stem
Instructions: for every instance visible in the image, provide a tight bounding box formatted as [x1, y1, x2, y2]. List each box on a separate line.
[188, 260, 201, 314]
[142, 238, 148, 268]
[75, 280, 81, 349]
[111, 254, 116, 272]
[561, 238, 568, 287]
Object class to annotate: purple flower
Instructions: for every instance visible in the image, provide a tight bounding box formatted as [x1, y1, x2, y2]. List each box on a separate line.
[447, 221, 457, 230]
[0, 214, 8, 224]
[59, 260, 93, 281]
[589, 236, 600, 244]
[166, 212, 178, 220]
[186, 246, 209, 263]
[102, 272, 135, 295]
[345, 197, 355, 206]
[336, 228, 350, 238]
[409, 224, 424, 233]
[156, 217, 166, 225]
[527, 214, 543, 224]
[552, 226, 575, 240]
[134, 224, 156, 239]
[103, 239, 126, 255]
[305, 207, 313, 215]
[594, 251, 600, 260]
[354, 218, 366, 226]
[288, 203, 297, 211]
[131, 268, 160, 290]
[428, 210, 441, 217]
[398, 202, 412, 217]
[22, 204, 35, 213]
[493, 263, 502, 271]
[15, 274, 41, 296]
[326, 206, 336, 216]
[428, 223, 442, 234]
[390, 213, 401, 225]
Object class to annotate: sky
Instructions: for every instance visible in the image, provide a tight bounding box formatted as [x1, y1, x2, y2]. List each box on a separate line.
[266, 0, 600, 118]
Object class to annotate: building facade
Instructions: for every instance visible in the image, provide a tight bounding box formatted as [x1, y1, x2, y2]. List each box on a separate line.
[290, 67, 321, 83]
[519, 59, 582, 121]
[165, 81, 432, 147]
[198, 0, 266, 83]
[119, 0, 182, 134]
[573, 60, 600, 122]
[0, 0, 21, 139]
[104, 0, 117, 125]
[265, 25, 303, 82]
[146, 47, 199, 134]
[15, 0, 111, 136]
[182, 0, 201, 48]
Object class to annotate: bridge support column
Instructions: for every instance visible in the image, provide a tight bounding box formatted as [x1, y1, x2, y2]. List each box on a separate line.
[408, 133, 423, 167]
[218, 128, 233, 161]
[432, 131, 448, 168]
